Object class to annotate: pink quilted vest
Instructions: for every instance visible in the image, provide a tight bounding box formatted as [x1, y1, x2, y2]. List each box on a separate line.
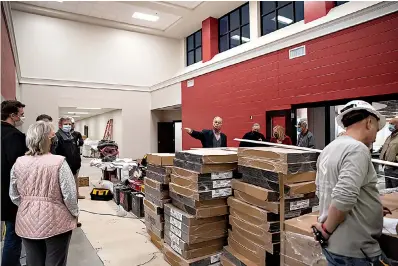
[14, 154, 77, 239]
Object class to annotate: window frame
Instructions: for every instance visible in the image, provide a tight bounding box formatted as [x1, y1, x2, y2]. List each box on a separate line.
[186, 29, 202, 66]
[218, 2, 250, 53]
[260, 1, 304, 37]
[335, 1, 349, 7]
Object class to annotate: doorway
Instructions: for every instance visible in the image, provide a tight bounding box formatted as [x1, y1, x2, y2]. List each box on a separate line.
[158, 122, 175, 153]
[84, 125, 89, 138]
[265, 109, 294, 143]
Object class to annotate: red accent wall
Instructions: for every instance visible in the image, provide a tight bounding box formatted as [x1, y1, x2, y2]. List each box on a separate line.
[304, 1, 335, 23]
[202, 17, 219, 63]
[182, 13, 398, 149]
[1, 5, 16, 100]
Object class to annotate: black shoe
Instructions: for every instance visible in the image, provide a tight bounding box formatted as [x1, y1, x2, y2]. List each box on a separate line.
[77, 222, 82, 227]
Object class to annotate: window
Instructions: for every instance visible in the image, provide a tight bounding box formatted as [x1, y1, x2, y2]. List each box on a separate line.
[219, 3, 250, 53]
[335, 1, 349, 6]
[260, 1, 304, 36]
[186, 30, 202, 66]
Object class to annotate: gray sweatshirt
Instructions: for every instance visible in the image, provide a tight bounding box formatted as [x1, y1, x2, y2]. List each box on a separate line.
[316, 136, 382, 258]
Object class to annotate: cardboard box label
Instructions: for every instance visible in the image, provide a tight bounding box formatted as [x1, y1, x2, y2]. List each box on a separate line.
[170, 224, 182, 238]
[170, 208, 183, 221]
[211, 253, 221, 263]
[212, 188, 232, 198]
[169, 217, 182, 230]
[290, 199, 310, 211]
[169, 231, 180, 244]
[211, 172, 233, 180]
[171, 241, 182, 255]
[211, 263, 221, 266]
[213, 180, 231, 189]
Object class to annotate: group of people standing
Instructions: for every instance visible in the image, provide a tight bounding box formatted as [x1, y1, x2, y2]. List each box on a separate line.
[1, 100, 84, 266]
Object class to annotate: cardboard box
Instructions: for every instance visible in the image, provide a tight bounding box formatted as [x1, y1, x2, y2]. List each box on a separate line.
[147, 228, 164, 251]
[144, 198, 163, 215]
[165, 214, 227, 235]
[230, 208, 280, 232]
[170, 183, 232, 201]
[227, 197, 279, 222]
[78, 176, 89, 187]
[146, 170, 171, 184]
[220, 255, 235, 266]
[144, 178, 169, 199]
[164, 203, 226, 227]
[163, 243, 222, 266]
[381, 192, 398, 213]
[145, 192, 171, 208]
[222, 246, 257, 266]
[171, 174, 232, 191]
[228, 236, 265, 266]
[238, 156, 317, 175]
[147, 164, 172, 175]
[175, 149, 238, 164]
[169, 191, 227, 209]
[171, 199, 228, 218]
[165, 221, 227, 244]
[174, 158, 237, 174]
[238, 147, 318, 164]
[144, 177, 169, 191]
[172, 166, 233, 182]
[145, 220, 164, 239]
[147, 153, 175, 166]
[232, 179, 279, 202]
[165, 229, 225, 251]
[144, 206, 164, 230]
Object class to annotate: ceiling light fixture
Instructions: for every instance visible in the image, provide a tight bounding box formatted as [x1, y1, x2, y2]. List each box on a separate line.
[70, 116, 81, 118]
[272, 15, 293, 25]
[76, 107, 102, 110]
[132, 12, 159, 22]
[68, 111, 89, 115]
[231, 35, 250, 43]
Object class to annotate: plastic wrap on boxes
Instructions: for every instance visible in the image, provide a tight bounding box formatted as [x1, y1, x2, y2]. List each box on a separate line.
[172, 166, 233, 182]
[169, 191, 227, 209]
[165, 229, 225, 252]
[175, 150, 237, 165]
[170, 183, 232, 201]
[237, 147, 318, 164]
[171, 198, 228, 218]
[163, 243, 222, 266]
[171, 174, 232, 192]
[173, 158, 237, 174]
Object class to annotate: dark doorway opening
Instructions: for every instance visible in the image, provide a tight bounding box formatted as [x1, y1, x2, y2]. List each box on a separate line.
[265, 109, 295, 143]
[158, 122, 175, 153]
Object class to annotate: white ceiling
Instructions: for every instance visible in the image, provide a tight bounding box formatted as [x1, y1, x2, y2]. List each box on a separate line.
[59, 107, 117, 122]
[11, 1, 246, 38]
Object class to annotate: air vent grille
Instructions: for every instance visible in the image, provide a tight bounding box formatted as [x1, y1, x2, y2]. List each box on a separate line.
[289, 45, 306, 59]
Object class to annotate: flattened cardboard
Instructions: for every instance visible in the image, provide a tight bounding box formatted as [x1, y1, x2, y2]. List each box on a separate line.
[146, 170, 170, 184]
[144, 192, 171, 208]
[238, 156, 316, 175]
[223, 245, 257, 266]
[170, 183, 232, 201]
[175, 149, 237, 165]
[174, 158, 237, 174]
[172, 167, 233, 182]
[147, 153, 175, 166]
[164, 203, 226, 227]
[144, 198, 163, 215]
[147, 229, 164, 251]
[238, 147, 318, 164]
[171, 199, 228, 218]
[232, 179, 279, 202]
[165, 229, 225, 251]
[230, 208, 280, 232]
[169, 191, 227, 209]
[165, 221, 227, 244]
[163, 243, 222, 266]
[227, 197, 279, 222]
[238, 165, 316, 184]
[171, 174, 232, 191]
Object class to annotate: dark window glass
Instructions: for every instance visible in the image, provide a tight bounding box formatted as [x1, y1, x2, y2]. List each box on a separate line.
[277, 3, 294, 29]
[335, 1, 348, 6]
[218, 3, 250, 53]
[186, 29, 202, 66]
[260, 1, 304, 36]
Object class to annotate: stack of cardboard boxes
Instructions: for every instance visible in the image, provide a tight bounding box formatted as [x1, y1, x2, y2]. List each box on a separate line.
[221, 147, 319, 265]
[163, 149, 238, 266]
[144, 153, 175, 251]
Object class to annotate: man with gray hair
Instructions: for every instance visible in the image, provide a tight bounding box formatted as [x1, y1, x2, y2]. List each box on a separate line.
[297, 119, 315, 148]
[239, 123, 266, 147]
[184, 116, 227, 148]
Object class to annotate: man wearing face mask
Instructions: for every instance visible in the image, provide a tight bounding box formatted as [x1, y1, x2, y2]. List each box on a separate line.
[56, 117, 84, 214]
[380, 116, 398, 189]
[184, 116, 227, 148]
[239, 123, 266, 147]
[1, 100, 27, 266]
[313, 100, 391, 265]
[297, 119, 315, 148]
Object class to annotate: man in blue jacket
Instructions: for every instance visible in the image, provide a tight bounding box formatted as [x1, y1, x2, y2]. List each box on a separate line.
[184, 116, 227, 148]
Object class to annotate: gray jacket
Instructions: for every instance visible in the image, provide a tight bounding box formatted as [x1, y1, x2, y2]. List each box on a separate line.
[297, 131, 315, 148]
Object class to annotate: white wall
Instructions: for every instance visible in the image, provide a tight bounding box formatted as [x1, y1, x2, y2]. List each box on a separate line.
[12, 11, 183, 87]
[20, 84, 151, 159]
[151, 83, 181, 110]
[74, 110, 122, 152]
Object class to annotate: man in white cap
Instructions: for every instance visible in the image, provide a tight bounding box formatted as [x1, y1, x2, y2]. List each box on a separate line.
[313, 100, 390, 265]
[380, 116, 398, 188]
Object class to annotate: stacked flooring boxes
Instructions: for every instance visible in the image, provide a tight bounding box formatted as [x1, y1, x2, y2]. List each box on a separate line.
[221, 147, 319, 266]
[144, 153, 175, 251]
[164, 149, 238, 266]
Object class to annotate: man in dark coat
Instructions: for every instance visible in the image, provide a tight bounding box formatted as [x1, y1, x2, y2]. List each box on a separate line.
[1, 100, 27, 266]
[185, 116, 227, 148]
[239, 123, 266, 147]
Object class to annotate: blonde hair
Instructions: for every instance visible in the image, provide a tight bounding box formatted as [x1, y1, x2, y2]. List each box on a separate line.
[273, 125, 286, 140]
[26, 121, 54, 156]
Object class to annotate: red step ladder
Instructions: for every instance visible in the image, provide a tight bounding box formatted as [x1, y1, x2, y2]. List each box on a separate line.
[103, 119, 113, 140]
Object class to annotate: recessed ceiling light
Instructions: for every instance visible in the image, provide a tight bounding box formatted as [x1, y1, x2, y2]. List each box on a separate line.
[76, 107, 102, 110]
[132, 12, 159, 22]
[68, 111, 89, 115]
[70, 115, 81, 118]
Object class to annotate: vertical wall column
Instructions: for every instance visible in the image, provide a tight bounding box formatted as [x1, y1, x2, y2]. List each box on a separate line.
[304, 1, 335, 23]
[202, 17, 218, 63]
[249, 1, 260, 41]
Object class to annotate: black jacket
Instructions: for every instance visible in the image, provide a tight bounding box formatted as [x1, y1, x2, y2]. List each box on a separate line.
[190, 129, 227, 148]
[56, 130, 81, 175]
[1, 121, 27, 221]
[72, 131, 84, 147]
[239, 131, 266, 147]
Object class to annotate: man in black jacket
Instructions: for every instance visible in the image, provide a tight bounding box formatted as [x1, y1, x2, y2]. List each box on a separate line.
[184, 116, 227, 148]
[1, 100, 27, 266]
[239, 123, 266, 147]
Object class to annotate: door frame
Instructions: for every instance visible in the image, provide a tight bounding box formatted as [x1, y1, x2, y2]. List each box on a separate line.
[265, 109, 294, 143]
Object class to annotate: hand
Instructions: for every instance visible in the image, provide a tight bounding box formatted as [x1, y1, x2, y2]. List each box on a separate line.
[383, 206, 392, 216]
[311, 222, 330, 241]
[184, 128, 193, 134]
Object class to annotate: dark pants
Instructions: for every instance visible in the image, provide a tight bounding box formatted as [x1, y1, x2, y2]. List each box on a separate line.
[385, 168, 398, 189]
[22, 231, 72, 266]
[2, 221, 22, 266]
[323, 249, 390, 266]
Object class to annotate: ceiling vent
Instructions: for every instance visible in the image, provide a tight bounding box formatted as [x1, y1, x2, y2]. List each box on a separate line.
[289, 45, 306, 59]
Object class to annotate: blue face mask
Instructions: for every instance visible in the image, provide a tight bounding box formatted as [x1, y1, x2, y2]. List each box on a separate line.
[62, 125, 72, 133]
[389, 124, 396, 132]
[297, 128, 302, 133]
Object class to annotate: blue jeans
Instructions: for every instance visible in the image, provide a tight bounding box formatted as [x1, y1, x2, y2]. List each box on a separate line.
[2, 221, 22, 266]
[323, 249, 390, 266]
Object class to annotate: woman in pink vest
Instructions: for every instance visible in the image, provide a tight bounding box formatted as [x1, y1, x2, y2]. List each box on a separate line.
[9, 121, 79, 266]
